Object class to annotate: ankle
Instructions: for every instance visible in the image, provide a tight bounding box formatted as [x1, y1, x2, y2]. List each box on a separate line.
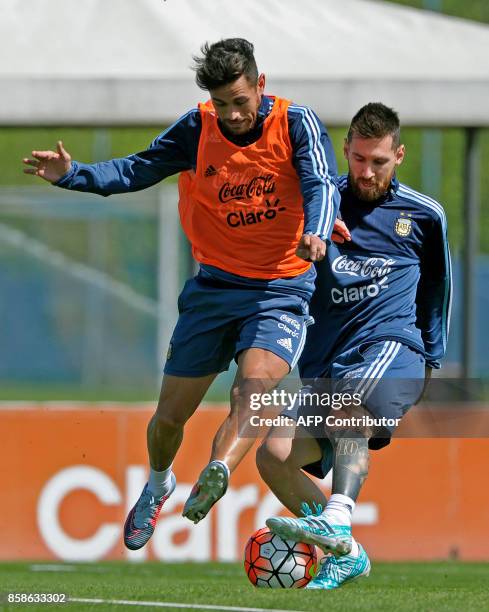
[147, 465, 174, 497]
[323, 494, 355, 526]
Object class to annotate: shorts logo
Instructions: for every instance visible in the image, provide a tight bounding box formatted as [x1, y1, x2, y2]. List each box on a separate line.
[395, 215, 412, 237]
[278, 322, 299, 338]
[279, 314, 300, 330]
[166, 342, 173, 361]
[277, 337, 293, 353]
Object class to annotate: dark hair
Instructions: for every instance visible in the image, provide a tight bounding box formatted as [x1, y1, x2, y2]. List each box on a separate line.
[347, 103, 401, 148]
[192, 38, 258, 91]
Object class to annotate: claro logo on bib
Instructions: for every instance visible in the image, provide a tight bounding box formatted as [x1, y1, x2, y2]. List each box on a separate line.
[226, 198, 286, 228]
[331, 255, 395, 304]
[215, 173, 288, 229]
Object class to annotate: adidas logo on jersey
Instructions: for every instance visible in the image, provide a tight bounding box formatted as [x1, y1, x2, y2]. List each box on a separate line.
[277, 337, 293, 353]
[204, 165, 218, 177]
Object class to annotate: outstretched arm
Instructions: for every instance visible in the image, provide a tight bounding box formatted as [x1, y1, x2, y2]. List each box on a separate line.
[21, 109, 201, 196]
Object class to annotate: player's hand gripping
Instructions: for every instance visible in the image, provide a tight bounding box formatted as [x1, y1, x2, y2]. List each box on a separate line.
[23, 140, 72, 183]
[296, 234, 326, 262]
[296, 219, 352, 261]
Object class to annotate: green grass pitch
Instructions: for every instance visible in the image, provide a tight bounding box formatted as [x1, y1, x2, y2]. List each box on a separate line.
[1, 561, 488, 611]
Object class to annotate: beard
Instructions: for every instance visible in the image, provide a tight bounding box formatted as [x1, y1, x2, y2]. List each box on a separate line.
[349, 173, 393, 202]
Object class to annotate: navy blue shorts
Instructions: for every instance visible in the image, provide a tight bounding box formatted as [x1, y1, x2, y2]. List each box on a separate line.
[286, 339, 425, 478]
[164, 266, 315, 377]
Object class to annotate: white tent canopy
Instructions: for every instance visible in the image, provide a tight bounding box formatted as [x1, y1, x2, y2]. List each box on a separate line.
[2, 0, 489, 125]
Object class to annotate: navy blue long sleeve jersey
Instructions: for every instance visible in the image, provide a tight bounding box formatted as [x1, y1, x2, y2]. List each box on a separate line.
[56, 95, 339, 240]
[299, 174, 452, 378]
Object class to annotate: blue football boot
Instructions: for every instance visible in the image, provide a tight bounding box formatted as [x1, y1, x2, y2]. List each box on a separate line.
[306, 543, 371, 589]
[266, 503, 352, 556]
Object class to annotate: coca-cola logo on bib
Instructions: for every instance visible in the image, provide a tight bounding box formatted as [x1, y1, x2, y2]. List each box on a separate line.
[218, 174, 276, 203]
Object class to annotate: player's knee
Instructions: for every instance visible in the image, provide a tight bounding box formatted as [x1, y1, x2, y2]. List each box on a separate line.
[153, 402, 189, 430]
[230, 377, 268, 409]
[256, 437, 289, 479]
[255, 444, 269, 479]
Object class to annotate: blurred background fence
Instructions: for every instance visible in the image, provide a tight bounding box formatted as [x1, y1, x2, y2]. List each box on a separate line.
[0, 133, 488, 402]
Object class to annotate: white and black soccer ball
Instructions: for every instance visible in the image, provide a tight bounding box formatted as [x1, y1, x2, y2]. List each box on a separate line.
[244, 527, 317, 588]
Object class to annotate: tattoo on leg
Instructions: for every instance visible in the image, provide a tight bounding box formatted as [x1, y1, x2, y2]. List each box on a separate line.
[332, 436, 369, 501]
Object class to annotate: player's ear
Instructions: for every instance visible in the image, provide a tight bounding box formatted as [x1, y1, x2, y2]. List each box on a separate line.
[257, 73, 265, 94]
[395, 144, 405, 166]
[343, 138, 349, 160]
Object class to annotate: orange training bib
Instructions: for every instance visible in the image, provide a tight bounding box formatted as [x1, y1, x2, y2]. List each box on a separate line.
[178, 96, 310, 279]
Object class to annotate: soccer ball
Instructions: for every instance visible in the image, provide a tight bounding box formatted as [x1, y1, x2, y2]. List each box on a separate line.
[244, 527, 317, 588]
